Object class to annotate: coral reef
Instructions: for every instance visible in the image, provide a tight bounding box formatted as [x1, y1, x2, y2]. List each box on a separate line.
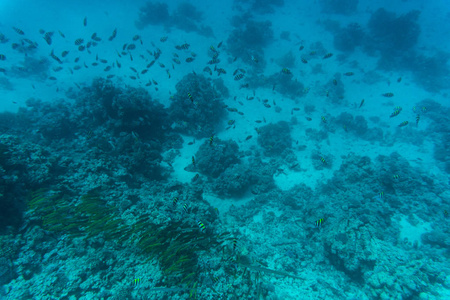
[257, 121, 292, 157]
[191, 138, 240, 178]
[169, 73, 227, 138]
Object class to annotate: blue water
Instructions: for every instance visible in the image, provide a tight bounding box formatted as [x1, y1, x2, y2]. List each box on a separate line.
[0, 0, 449, 299]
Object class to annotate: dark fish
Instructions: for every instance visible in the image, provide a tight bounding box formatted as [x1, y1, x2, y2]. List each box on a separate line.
[78, 45, 85, 51]
[217, 41, 223, 48]
[74, 57, 80, 63]
[216, 68, 226, 75]
[186, 57, 195, 62]
[160, 36, 168, 42]
[116, 60, 121, 68]
[416, 114, 420, 126]
[127, 44, 136, 51]
[52, 66, 63, 72]
[129, 76, 137, 80]
[301, 58, 308, 64]
[323, 53, 333, 59]
[43, 32, 53, 45]
[130, 67, 137, 73]
[12, 27, 24, 35]
[61, 50, 69, 57]
[132, 35, 140, 41]
[234, 74, 244, 80]
[50, 50, 63, 64]
[92, 62, 98, 66]
[106, 74, 115, 79]
[104, 66, 111, 71]
[245, 135, 252, 141]
[175, 43, 190, 50]
[203, 67, 212, 75]
[207, 58, 220, 64]
[281, 68, 291, 74]
[108, 28, 117, 41]
[0, 54, 5, 61]
[100, 59, 107, 63]
[83, 17, 87, 27]
[397, 77, 402, 83]
[343, 72, 354, 76]
[398, 121, 408, 127]
[382, 93, 394, 97]
[359, 99, 364, 108]
[141, 69, 148, 74]
[333, 79, 337, 85]
[172, 58, 181, 64]
[74, 38, 84, 45]
[58, 30, 65, 38]
[299, 45, 304, 51]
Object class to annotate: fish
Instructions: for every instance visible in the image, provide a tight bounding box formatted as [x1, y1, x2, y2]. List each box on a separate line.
[245, 135, 252, 141]
[43, 32, 53, 45]
[251, 55, 258, 63]
[301, 58, 308, 64]
[234, 74, 244, 80]
[240, 83, 249, 89]
[192, 156, 196, 166]
[398, 121, 408, 127]
[83, 17, 87, 27]
[321, 116, 327, 123]
[323, 53, 333, 59]
[306, 117, 312, 121]
[281, 68, 291, 74]
[108, 28, 117, 41]
[183, 203, 189, 213]
[166, 70, 171, 78]
[61, 51, 69, 57]
[216, 68, 226, 75]
[186, 57, 195, 62]
[416, 114, 420, 126]
[192, 174, 200, 182]
[397, 77, 402, 83]
[299, 45, 304, 51]
[12, 27, 24, 35]
[172, 58, 181, 64]
[0, 54, 5, 61]
[203, 67, 212, 75]
[315, 218, 324, 227]
[134, 278, 140, 286]
[127, 44, 136, 51]
[333, 79, 337, 85]
[132, 35, 141, 41]
[209, 135, 214, 146]
[390, 107, 402, 118]
[50, 50, 63, 64]
[175, 43, 190, 50]
[393, 174, 399, 179]
[208, 58, 220, 64]
[343, 72, 354, 76]
[58, 30, 65, 38]
[74, 38, 84, 46]
[359, 99, 365, 108]
[382, 93, 394, 97]
[217, 41, 223, 48]
[197, 220, 206, 232]
[78, 45, 85, 51]
[187, 92, 194, 103]
[160, 36, 168, 42]
[173, 197, 178, 207]
[320, 157, 326, 164]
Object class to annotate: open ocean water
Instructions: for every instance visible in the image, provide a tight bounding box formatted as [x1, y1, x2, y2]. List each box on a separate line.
[0, 0, 449, 299]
